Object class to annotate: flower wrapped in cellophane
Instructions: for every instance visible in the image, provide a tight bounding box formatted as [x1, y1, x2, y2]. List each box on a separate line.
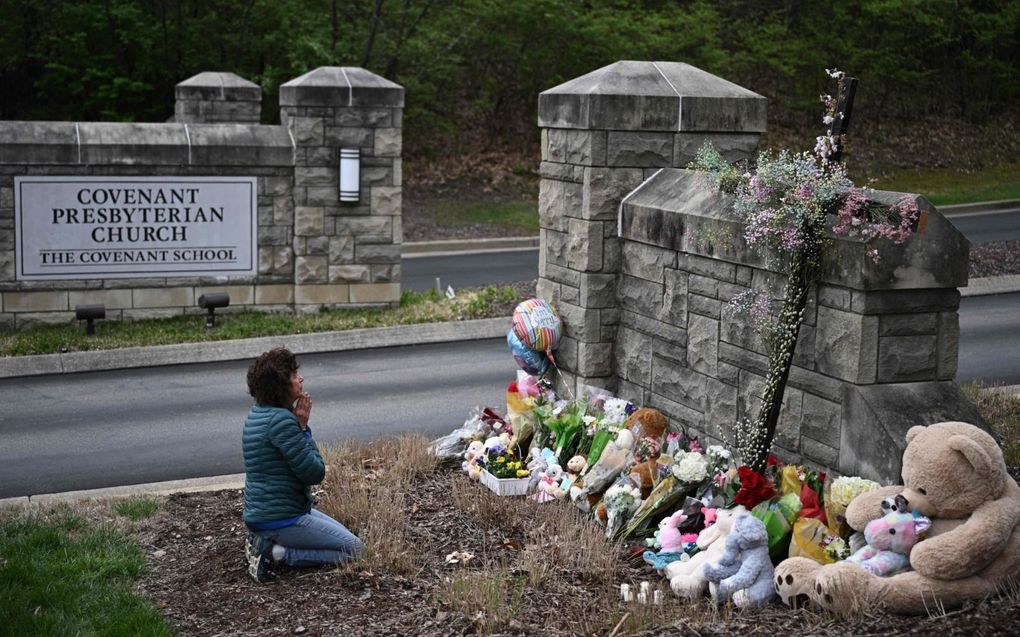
[584, 397, 632, 471]
[826, 476, 881, 537]
[602, 480, 642, 539]
[505, 371, 541, 449]
[622, 439, 712, 539]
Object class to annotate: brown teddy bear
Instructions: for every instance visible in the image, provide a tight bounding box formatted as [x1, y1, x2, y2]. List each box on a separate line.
[624, 407, 668, 440]
[774, 421, 1020, 615]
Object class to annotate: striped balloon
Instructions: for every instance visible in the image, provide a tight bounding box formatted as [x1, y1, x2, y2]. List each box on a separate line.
[511, 298, 561, 352]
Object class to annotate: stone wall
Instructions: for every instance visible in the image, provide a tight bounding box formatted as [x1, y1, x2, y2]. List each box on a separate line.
[0, 68, 403, 329]
[539, 61, 982, 483]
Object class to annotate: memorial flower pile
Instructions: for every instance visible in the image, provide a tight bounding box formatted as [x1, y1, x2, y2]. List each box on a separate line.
[432, 359, 896, 608]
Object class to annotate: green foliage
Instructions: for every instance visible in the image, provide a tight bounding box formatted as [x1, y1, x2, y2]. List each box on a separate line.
[0, 511, 173, 636]
[872, 162, 1020, 205]
[114, 498, 159, 521]
[2, 0, 1015, 151]
[434, 200, 539, 233]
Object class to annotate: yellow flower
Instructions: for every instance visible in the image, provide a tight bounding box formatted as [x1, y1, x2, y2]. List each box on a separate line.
[508, 449, 515, 456]
[516, 469, 529, 478]
[497, 457, 506, 464]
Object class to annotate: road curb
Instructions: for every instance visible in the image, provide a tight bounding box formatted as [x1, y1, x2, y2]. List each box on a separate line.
[0, 473, 246, 509]
[0, 316, 510, 379]
[961, 275, 1020, 297]
[940, 199, 1020, 217]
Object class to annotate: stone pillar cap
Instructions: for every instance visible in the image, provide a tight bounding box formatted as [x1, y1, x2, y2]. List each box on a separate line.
[539, 61, 766, 133]
[175, 72, 261, 101]
[279, 67, 404, 108]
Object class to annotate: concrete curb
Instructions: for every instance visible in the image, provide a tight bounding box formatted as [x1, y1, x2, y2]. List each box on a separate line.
[402, 236, 539, 257]
[0, 316, 510, 379]
[0, 473, 246, 509]
[961, 275, 1020, 297]
[940, 199, 1020, 217]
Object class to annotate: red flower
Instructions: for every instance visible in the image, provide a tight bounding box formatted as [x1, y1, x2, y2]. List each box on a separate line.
[818, 472, 827, 483]
[507, 381, 519, 394]
[766, 454, 783, 468]
[733, 465, 777, 509]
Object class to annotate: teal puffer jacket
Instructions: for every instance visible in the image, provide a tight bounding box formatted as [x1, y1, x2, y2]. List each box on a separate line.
[242, 405, 326, 525]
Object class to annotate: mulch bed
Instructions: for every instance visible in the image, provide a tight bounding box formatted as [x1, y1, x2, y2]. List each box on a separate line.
[134, 467, 1020, 636]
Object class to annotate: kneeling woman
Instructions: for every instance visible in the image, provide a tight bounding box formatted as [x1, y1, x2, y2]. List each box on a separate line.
[243, 347, 362, 582]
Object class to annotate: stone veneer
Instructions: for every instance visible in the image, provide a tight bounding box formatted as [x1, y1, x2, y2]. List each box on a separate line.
[538, 61, 983, 483]
[0, 68, 402, 329]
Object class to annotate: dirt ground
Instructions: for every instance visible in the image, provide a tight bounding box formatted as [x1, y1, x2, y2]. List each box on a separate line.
[134, 467, 1020, 637]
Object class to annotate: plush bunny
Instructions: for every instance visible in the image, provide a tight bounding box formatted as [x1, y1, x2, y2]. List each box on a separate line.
[845, 499, 932, 577]
[658, 510, 694, 553]
[703, 514, 776, 608]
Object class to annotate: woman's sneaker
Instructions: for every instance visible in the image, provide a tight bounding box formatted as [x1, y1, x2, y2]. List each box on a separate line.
[245, 532, 276, 583]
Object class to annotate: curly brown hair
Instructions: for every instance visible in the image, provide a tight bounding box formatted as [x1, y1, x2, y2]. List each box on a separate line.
[247, 347, 299, 408]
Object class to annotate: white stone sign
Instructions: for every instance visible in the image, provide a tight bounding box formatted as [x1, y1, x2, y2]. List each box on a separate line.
[14, 176, 257, 280]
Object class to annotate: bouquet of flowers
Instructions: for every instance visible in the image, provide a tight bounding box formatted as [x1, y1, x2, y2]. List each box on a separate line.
[585, 397, 631, 470]
[602, 481, 642, 538]
[733, 465, 777, 509]
[623, 444, 713, 539]
[826, 475, 881, 537]
[672, 450, 710, 485]
[429, 406, 506, 459]
[546, 401, 586, 465]
[505, 372, 541, 448]
[705, 445, 732, 474]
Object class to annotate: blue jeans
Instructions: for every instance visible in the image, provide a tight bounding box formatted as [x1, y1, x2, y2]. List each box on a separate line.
[254, 509, 363, 567]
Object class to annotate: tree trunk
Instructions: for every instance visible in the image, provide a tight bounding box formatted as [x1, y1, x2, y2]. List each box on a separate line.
[747, 244, 815, 474]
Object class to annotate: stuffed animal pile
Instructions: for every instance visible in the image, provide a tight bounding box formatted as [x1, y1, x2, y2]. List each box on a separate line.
[775, 422, 1020, 615]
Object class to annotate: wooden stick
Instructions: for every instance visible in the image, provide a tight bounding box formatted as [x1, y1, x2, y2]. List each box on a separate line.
[607, 612, 630, 637]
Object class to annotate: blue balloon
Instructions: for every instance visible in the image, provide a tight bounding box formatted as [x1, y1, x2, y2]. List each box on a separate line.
[507, 329, 550, 376]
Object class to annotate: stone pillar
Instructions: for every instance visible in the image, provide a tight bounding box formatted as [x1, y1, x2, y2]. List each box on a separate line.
[537, 61, 766, 394]
[279, 67, 403, 308]
[175, 72, 262, 123]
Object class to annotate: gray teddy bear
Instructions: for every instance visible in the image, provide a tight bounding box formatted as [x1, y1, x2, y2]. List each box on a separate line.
[703, 513, 777, 607]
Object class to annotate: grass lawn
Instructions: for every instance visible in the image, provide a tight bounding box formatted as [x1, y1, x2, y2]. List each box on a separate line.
[433, 199, 539, 234]
[0, 285, 521, 357]
[0, 501, 171, 636]
[869, 162, 1020, 206]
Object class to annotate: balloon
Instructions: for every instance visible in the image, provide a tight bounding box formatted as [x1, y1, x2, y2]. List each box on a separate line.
[512, 298, 562, 352]
[507, 329, 550, 376]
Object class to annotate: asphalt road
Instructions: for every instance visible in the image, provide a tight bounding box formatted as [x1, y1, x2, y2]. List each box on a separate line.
[2, 290, 1016, 499]
[957, 291, 1020, 386]
[0, 339, 516, 498]
[402, 249, 539, 291]
[946, 209, 1020, 244]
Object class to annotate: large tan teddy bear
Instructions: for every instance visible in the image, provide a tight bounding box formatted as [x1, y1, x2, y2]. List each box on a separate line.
[774, 421, 1020, 615]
